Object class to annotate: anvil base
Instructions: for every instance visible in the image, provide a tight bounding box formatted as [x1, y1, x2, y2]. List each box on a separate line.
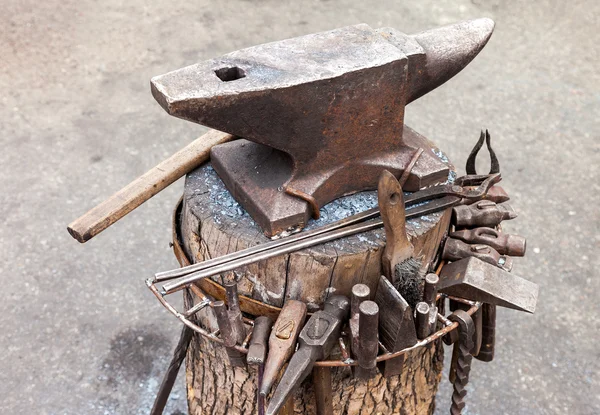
[211, 126, 449, 237]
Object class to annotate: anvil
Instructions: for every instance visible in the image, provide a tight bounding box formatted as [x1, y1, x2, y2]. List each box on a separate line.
[151, 19, 495, 236]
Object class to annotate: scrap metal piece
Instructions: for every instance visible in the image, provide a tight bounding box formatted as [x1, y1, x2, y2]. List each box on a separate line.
[375, 275, 418, 377]
[247, 316, 273, 365]
[448, 310, 476, 415]
[439, 257, 538, 313]
[450, 227, 526, 256]
[442, 238, 513, 272]
[151, 20, 495, 236]
[475, 303, 497, 362]
[452, 200, 517, 228]
[266, 296, 350, 415]
[356, 301, 380, 379]
[261, 300, 307, 398]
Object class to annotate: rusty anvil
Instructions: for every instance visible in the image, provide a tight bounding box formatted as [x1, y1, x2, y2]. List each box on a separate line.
[151, 19, 495, 236]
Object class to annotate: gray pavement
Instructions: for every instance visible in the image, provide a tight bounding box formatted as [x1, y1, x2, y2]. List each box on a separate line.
[1, 1, 598, 414]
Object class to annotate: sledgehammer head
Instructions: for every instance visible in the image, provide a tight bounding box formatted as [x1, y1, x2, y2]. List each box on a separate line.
[439, 257, 539, 313]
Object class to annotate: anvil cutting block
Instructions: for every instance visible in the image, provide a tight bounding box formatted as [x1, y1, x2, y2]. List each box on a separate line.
[152, 19, 495, 236]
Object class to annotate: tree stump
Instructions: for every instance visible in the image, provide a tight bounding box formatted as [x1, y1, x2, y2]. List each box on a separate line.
[177, 162, 452, 415]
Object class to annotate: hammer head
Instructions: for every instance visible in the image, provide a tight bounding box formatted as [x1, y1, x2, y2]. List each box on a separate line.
[439, 257, 539, 313]
[152, 20, 495, 236]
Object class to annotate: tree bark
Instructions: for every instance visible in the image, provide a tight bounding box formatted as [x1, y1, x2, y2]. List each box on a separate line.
[178, 163, 451, 414]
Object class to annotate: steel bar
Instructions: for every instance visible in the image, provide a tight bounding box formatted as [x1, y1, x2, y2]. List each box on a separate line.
[160, 197, 460, 294]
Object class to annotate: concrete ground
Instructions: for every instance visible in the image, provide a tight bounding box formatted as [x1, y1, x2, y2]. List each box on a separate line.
[1, 1, 598, 414]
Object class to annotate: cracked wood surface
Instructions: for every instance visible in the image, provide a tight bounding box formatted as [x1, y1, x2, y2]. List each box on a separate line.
[180, 164, 449, 414]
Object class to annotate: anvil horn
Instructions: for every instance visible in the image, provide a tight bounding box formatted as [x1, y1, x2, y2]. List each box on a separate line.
[406, 17, 495, 103]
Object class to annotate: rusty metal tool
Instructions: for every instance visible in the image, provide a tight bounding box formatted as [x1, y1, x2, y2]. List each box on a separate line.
[448, 310, 476, 415]
[151, 19, 495, 236]
[67, 129, 234, 243]
[415, 302, 431, 340]
[266, 295, 350, 415]
[475, 303, 497, 362]
[450, 227, 526, 256]
[439, 257, 538, 313]
[247, 316, 273, 365]
[442, 238, 513, 272]
[356, 300, 380, 379]
[247, 316, 272, 415]
[452, 200, 517, 228]
[211, 300, 246, 367]
[349, 284, 371, 358]
[260, 300, 307, 398]
[379, 170, 421, 287]
[375, 275, 418, 377]
[466, 130, 499, 176]
[423, 273, 439, 335]
[461, 185, 510, 205]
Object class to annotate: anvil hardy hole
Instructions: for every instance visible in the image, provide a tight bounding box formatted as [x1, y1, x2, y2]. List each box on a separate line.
[214, 66, 246, 82]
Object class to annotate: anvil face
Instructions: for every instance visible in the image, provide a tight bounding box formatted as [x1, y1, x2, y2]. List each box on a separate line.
[151, 19, 495, 236]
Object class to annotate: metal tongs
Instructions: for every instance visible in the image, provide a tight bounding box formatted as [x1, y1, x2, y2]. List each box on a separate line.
[148, 172, 501, 296]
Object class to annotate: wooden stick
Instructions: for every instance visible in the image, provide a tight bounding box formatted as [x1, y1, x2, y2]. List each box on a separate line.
[67, 129, 235, 243]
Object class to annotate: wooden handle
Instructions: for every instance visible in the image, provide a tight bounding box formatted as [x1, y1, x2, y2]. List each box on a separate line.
[377, 170, 414, 280]
[67, 129, 235, 243]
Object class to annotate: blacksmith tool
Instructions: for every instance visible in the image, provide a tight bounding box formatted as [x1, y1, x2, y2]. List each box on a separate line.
[450, 227, 526, 256]
[151, 19, 495, 236]
[356, 300, 380, 379]
[423, 273, 439, 335]
[247, 316, 273, 415]
[211, 300, 246, 367]
[155, 173, 501, 295]
[260, 300, 307, 398]
[448, 310, 476, 415]
[379, 170, 421, 288]
[67, 130, 234, 243]
[349, 284, 371, 358]
[475, 303, 497, 362]
[461, 185, 510, 205]
[266, 295, 350, 415]
[247, 316, 273, 365]
[452, 200, 517, 228]
[415, 302, 431, 340]
[439, 257, 538, 313]
[375, 275, 418, 377]
[442, 238, 513, 272]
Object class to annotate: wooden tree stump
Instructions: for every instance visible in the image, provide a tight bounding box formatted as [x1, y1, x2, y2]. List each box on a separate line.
[177, 161, 452, 415]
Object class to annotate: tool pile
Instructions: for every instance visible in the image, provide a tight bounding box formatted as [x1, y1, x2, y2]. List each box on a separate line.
[67, 18, 540, 415]
[147, 133, 538, 414]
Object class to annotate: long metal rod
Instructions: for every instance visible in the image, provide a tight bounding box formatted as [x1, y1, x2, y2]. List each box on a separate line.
[160, 196, 459, 295]
[154, 150, 432, 284]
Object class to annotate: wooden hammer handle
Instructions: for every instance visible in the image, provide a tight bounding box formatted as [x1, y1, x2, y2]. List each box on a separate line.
[67, 129, 235, 243]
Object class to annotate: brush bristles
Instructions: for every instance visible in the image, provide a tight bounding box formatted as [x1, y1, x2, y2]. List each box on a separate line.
[393, 257, 423, 308]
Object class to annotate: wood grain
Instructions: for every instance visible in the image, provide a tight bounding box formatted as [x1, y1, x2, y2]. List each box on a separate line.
[67, 129, 234, 242]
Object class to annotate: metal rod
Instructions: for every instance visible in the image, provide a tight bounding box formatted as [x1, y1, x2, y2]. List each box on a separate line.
[154, 186, 456, 284]
[160, 197, 459, 294]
